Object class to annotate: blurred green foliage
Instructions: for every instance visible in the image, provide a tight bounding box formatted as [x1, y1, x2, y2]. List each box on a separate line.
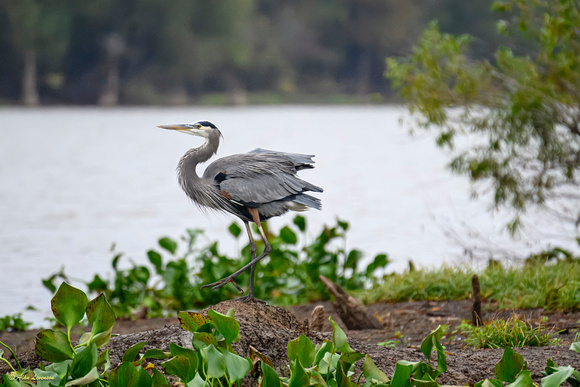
[0, 0, 508, 105]
[42, 216, 390, 318]
[387, 0, 580, 230]
[0, 313, 32, 333]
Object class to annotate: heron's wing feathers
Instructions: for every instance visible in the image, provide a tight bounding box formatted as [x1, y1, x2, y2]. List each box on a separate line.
[249, 148, 316, 170]
[203, 152, 322, 206]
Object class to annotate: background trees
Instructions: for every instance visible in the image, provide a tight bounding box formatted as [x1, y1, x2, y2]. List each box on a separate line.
[0, 0, 507, 105]
[387, 0, 580, 230]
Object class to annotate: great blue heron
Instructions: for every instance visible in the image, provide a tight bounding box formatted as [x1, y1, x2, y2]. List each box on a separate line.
[159, 120, 323, 301]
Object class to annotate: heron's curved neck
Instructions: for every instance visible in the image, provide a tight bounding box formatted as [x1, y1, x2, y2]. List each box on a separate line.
[178, 132, 220, 179]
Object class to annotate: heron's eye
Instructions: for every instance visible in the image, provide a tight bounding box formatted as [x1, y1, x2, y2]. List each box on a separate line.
[196, 124, 201, 129]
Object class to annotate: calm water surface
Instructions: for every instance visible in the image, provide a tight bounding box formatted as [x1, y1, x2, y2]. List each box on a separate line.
[1, 106, 578, 325]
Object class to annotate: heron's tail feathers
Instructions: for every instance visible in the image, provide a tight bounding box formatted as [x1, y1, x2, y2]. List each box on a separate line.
[292, 193, 322, 211]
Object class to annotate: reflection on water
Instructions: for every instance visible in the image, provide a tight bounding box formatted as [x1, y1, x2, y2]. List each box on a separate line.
[1, 106, 578, 325]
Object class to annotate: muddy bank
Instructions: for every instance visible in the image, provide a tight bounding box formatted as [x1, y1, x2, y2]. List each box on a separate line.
[1, 300, 579, 385]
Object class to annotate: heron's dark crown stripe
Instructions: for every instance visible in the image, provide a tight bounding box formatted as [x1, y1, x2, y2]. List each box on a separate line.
[198, 120, 217, 129]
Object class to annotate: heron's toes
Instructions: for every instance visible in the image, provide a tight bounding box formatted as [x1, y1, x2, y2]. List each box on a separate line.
[235, 295, 266, 304]
[201, 277, 244, 294]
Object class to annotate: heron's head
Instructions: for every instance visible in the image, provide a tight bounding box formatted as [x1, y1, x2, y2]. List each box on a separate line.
[158, 120, 221, 138]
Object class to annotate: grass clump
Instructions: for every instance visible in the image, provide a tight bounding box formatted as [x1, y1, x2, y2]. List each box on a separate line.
[457, 315, 561, 349]
[362, 260, 580, 310]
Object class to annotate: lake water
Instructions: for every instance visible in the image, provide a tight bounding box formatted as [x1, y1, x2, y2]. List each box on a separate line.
[1, 106, 578, 326]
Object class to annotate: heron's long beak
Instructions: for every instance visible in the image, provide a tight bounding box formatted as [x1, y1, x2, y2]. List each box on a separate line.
[157, 124, 189, 131]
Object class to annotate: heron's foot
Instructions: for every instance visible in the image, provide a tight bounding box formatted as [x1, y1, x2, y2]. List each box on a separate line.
[200, 276, 244, 293]
[235, 295, 266, 304]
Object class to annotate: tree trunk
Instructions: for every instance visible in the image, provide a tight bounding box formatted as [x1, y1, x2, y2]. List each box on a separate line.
[99, 61, 120, 106]
[23, 49, 39, 106]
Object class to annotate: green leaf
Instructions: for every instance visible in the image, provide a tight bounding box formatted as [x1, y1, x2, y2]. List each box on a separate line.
[507, 370, 534, 387]
[122, 341, 148, 363]
[169, 342, 198, 382]
[288, 359, 309, 387]
[339, 352, 365, 370]
[177, 311, 207, 333]
[293, 215, 306, 232]
[420, 325, 447, 375]
[313, 341, 333, 366]
[222, 349, 252, 383]
[249, 345, 275, 369]
[318, 352, 340, 374]
[144, 348, 171, 360]
[261, 362, 281, 387]
[35, 329, 75, 362]
[65, 367, 100, 386]
[570, 341, 580, 353]
[71, 343, 98, 379]
[161, 356, 191, 383]
[86, 293, 116, 348]
[336, 360, 358, 387]
[2, 374, 22, 387]
[147, 250, 163, 274]
[372, 254, 389, 269]
[33, 369, 60, 387]
[137, 366, 153, 387]
[89, 327, 114, 349]
[109, 362, 140, 387]
[541, 366, 575, 387]
[161, 355, 191, 383]
[474, 379, 504, 387]
[151, 368, 170, 387]
[495, 348, 525, 383]
[200, 344, 226, 379]
[337, 220, 349, 231]
[208, 309, 240, 344]
[228, 222, 242, 238]
[287, 335, 316, 367]
[392, 361, 420, 387]
[192, 332, 218, 351]
[188, 373, 206, 387]
[96, 348, 111, 371]
[51, 282, 88, 331]
[46, 360, 71, 381]
[159, 237, 178, 254]
[363, 355, 390, 383]
[329, 316, 353, 353]
[78, 332, 91, 346]
[345, 250, 362, 270]
[280, 226, 297, 244]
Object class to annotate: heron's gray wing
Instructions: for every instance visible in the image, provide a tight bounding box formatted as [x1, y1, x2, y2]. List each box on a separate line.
[249, 148, 315, 170]
[203, 152, 322, 206]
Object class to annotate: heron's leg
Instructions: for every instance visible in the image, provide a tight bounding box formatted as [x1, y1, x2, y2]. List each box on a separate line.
[245, 221, 257, 298]
[201, 208, 272, 293]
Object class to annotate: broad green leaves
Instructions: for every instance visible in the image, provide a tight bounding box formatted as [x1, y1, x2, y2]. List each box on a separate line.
[287, 335, 315, 367]
[207, 309, 240, 345]
[363, 355, 390, 384]
[495, 347, 525, 383]
[86, 293, 116, 347]
[34, 283, 121, 386]
[51, 282, 88, 332]
[178, 311, 208, 333]
[420, 325, 447, 375]
[330, 316, 353, 353]
[35, 330, 74, 362]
